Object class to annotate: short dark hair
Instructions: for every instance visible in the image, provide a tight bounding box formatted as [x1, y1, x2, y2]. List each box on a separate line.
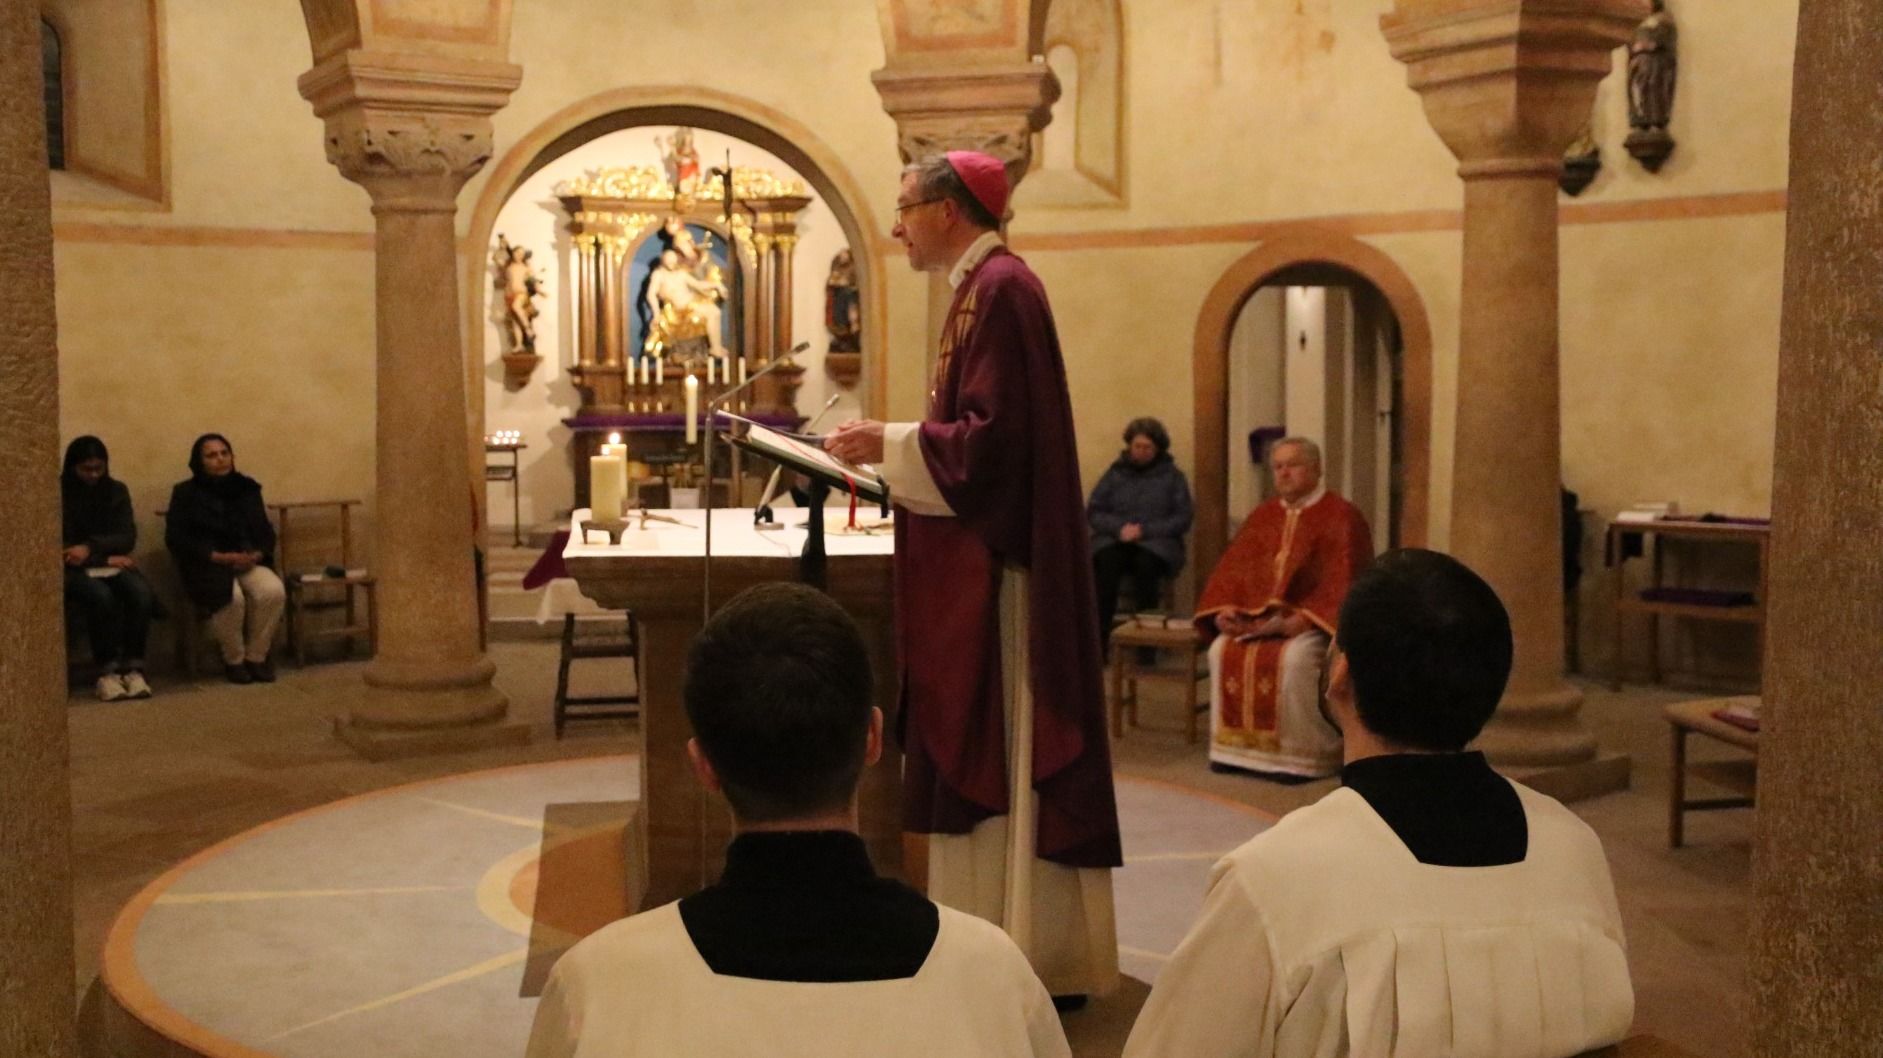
[1122, 416, 1170, 455]
[904, 156, 1001, 231]
[683, 582, 874, 822]
[1335, 549, 1512, 752]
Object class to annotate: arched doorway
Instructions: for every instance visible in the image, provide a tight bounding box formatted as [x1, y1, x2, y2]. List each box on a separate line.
[461, 87, 889, 530]
[1192, 230, 1433, 579]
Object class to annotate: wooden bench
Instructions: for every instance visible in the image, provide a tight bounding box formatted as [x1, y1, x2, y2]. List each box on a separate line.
[1108, 620, 1208, 743]
[1664, 697, 1760, 848]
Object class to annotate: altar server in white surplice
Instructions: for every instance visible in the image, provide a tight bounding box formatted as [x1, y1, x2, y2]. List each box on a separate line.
[526, 583, 1068, 1058]
[1125, 549, 1634, 1058]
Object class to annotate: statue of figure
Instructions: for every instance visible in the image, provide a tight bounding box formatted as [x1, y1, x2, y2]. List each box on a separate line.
[655, 127, 703, 194]
[1628, 1, 1677, 129]
[493, 234, 544, 355]
[662, 214, 709, 271]
[1625, 0, 1677, 170]
[824, 248, 861, 353]
[644, 248, 729, 359]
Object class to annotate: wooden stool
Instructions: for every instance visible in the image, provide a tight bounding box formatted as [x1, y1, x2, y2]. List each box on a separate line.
[1108, 620, 1208, 743]
[1664, 697, 1760, 848]
[554, 613, 641, 737]
[271, 499, 377, 665]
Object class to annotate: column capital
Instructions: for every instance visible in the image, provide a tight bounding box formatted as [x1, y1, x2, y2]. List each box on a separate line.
[298, 49, 521, 208]
[871, 61, 1059, 181]
[1382, 0, 1644, 176]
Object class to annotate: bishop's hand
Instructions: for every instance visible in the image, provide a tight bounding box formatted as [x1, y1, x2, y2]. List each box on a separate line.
[825, 419, 885, 465]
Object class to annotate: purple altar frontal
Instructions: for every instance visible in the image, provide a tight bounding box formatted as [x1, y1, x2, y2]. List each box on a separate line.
[563, 411, 801, 433]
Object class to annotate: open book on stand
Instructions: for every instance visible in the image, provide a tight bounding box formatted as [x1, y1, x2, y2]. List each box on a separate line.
[719, 413, 890, 506]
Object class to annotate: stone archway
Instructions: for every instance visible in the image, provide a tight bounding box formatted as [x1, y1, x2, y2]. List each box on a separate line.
[1192, 228, 1433, 578]
[462, 86, 892, 449]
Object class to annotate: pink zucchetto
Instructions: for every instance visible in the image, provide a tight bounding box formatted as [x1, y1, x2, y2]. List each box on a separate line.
[944, 150, 1011, 221]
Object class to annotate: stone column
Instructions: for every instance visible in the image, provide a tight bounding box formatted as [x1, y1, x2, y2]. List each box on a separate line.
[871, 63, 1058, 371]
[1384, 1, 1640, 787]
[299, 54, 526, 757]
[0, 2, 76, 1053]
[1751, 0, 1883, 1050]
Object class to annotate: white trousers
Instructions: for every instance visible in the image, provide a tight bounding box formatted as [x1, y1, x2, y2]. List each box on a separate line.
[209, 566, 285, 665]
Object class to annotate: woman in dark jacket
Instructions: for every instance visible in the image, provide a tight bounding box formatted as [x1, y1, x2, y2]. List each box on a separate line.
[165, 433, 283, 684]
[1087, 417, 1195, 648]
[61, 436, 159, 700]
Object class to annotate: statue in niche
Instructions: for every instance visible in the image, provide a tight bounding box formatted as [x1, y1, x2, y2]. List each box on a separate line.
[655, 127, 703, 194]
[1625, 0, 1677, 172]
[824, 249, 861, 353]
[644, 248, 729, 360]
[493, 234, 544, 355]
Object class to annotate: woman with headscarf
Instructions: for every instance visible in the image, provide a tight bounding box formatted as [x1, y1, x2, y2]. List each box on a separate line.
[165, 433, 283, 684]
[61, 435, 159, 700]
[1087, 416, 1194, 651]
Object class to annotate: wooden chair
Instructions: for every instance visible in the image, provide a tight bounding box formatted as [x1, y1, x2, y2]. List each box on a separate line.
[1109, 619, 1209, 743]
[553, 613, 641, 737]
[273, 500, 378, 666]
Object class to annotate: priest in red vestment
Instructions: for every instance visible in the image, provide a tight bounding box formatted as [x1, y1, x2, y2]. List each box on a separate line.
[824, 151, 1120, 998]
[1196, 437, 1373, 778]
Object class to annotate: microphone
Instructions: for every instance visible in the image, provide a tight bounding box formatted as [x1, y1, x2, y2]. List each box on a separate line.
[700, 340, 812, 620]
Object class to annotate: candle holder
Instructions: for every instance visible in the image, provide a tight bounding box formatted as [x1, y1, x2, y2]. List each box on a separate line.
[580, 517, 631, 545]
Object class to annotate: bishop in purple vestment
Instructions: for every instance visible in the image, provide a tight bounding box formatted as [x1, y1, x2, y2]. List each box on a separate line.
[826, 152, 1121, 997]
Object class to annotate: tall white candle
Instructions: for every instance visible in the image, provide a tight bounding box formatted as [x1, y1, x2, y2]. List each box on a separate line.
[738, 356, 748, 384]
[590, 453, 626, 521]
[684, 374, 699, 445]
[655, 357, 664, 386]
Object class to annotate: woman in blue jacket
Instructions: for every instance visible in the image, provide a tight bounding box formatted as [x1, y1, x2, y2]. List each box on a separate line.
[1087, 417, 1194, 650]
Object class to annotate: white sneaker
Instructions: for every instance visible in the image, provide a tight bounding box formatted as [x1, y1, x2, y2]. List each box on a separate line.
[95, 674, 128, 702]
[120, 671, 152, 699]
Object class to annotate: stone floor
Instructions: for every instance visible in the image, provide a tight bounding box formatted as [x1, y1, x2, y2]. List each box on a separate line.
[65, 644, 1751, 1058]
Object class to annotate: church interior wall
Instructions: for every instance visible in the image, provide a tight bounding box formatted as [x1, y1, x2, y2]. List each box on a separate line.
[42, 0, 1796, 688]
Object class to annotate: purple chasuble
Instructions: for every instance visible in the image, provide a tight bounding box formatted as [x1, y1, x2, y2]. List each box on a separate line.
[893, 247, 1123, 869]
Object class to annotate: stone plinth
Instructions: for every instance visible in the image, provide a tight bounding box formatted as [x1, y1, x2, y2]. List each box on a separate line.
[1385, 0, 1641, 785]
[299, 50, 526, 755]
[1751, 0, 1883, 1051]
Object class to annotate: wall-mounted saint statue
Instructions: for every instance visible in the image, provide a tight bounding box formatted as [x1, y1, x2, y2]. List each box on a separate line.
[823, 249, 862, 388]
[492, 234, 546, 387]
[1561, 122, 1602, 196]
[1625, 0, 1677, 172]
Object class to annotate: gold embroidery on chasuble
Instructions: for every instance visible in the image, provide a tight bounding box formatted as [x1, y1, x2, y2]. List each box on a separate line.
[930, 285, 978, 408]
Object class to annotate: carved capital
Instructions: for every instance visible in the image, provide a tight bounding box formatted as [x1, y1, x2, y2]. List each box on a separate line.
[872, 62, 1059, 183]
[1382, 0, 1644, 177]
[298, 49, 521, 208]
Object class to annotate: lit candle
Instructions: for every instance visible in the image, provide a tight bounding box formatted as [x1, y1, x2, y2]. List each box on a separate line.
[590, 452, 626, 522]
[597, 432, 629, 501]
[655, 358, 664, 386]
[684, 374, 699, 445]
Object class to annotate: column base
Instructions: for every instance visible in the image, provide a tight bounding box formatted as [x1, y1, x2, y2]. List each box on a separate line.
[1473, 681, 1600, 767]
[334, 713, 531, 761]
[1499, 752, 1632, 804]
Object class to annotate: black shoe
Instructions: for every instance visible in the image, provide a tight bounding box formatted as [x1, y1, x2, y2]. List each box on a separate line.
[225, 663, 253, 685]
[247, 659, 276, 684]
[1051, 994, 1089, 1013]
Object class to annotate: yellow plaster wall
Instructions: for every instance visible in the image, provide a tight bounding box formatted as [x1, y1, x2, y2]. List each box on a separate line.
[45, 0, 1799, 684]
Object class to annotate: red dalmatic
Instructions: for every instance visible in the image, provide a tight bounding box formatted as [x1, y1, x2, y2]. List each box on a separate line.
[1195, 493, 1372, 746]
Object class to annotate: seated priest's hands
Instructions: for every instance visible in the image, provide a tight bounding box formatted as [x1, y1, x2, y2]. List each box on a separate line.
[1215, 611, 1261, 638]
[824, 420, 885, 465]
[1120, 522, 1144, 543]
[106, 555, 136, 570]
[1277, 612, 1313, 638]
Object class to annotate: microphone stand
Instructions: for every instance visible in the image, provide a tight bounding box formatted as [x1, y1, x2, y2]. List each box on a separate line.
[754, 392, 843, 528]
[701, 343, 810, 621]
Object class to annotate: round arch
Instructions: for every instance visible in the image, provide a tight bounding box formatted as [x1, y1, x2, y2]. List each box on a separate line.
[1192, 228, 1434, 578]
[461, 86, 893, 455]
